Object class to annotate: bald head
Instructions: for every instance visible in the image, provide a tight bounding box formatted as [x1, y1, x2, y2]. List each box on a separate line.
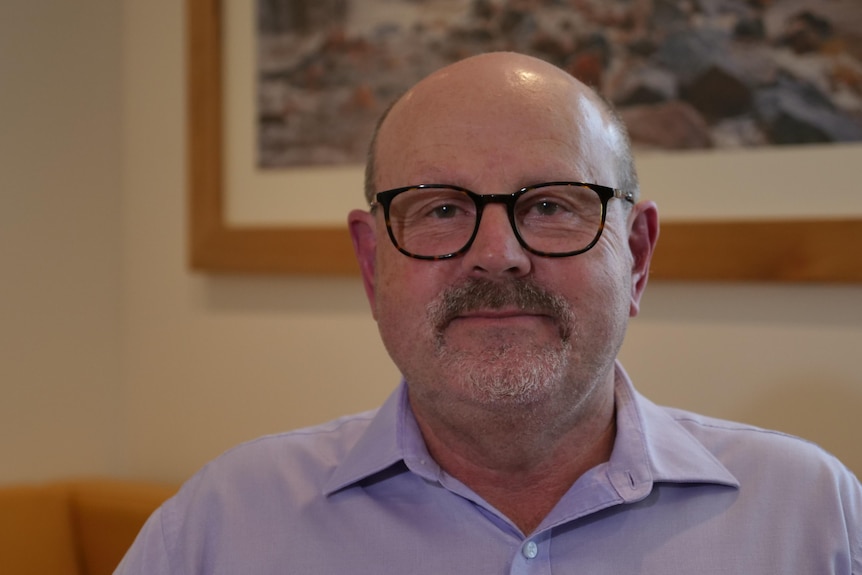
[364, 52, 638, 203]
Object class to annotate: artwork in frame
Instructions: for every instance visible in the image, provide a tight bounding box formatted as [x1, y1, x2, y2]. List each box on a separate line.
[256, 0, 862, 166]
[187, 0, 862, 281]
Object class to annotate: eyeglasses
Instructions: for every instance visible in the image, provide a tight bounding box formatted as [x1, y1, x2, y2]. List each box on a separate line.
[370, 182, 635, 260]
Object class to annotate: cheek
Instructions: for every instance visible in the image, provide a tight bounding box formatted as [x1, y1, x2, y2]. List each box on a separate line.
[543, 237, 633, 331]
[586, 221, 635, 290]
[373, 255, 441, 347]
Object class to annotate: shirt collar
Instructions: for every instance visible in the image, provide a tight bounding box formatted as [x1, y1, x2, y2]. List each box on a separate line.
[604, 362, 739, 504]
[322, 381, 430, 495]
[323, 363, 739, 497]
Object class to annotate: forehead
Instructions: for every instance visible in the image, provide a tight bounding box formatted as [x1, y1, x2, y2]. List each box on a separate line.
[375, 70, 618, 189]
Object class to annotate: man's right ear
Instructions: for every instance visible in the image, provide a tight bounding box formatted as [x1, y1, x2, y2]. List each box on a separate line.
[348, 209, 378, 316]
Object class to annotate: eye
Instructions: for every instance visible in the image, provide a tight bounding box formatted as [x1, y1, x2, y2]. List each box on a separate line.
[392, 189, 475, 223]
[532, 200, 565, 217]
[428, 203, 462, 219]
[520, 196, 575, 219]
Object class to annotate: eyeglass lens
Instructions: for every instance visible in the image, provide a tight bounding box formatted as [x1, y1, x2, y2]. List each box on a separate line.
[386, 184, 605, 258]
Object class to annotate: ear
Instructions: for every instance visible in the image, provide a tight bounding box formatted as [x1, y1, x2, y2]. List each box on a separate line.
[627, 201, 659, 317]
[348, 209, 379, 317]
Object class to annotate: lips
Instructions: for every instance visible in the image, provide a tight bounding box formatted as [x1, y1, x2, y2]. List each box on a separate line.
[453, 309, 551, 322]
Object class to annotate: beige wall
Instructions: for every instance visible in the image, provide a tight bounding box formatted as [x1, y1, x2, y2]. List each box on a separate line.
[0, 2, 123, 483]
[2, 0, 860, 486]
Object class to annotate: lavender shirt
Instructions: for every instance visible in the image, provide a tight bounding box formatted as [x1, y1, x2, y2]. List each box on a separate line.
[116, 364, 861, 574]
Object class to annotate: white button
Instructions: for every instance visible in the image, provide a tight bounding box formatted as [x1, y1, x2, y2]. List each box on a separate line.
[522, 540, 538, 559]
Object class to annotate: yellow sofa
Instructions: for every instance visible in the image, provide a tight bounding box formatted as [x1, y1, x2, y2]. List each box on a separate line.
[0, 479, 176, 575]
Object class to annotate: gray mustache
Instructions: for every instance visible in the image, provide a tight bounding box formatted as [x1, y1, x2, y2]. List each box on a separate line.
[429, 278, 573, 339]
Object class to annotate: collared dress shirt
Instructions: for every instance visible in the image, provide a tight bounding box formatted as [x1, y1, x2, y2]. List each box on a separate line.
[116, 364, 862, 574]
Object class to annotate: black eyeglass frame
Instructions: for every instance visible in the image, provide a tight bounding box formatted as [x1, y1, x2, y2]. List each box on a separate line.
[370, 182, 635, 260]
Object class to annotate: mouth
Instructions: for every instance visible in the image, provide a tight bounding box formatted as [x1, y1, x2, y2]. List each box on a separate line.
[446, 306, 560, 334]
[452, 308, 554, 322]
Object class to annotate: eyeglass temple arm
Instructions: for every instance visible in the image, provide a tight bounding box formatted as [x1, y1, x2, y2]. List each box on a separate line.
[614, 188, 635, 204]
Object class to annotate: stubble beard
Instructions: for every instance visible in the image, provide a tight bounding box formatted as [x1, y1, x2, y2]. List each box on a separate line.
[425, 277, 576, 407]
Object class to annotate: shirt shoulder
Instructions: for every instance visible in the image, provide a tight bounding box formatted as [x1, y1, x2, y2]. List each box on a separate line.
[664, 406, 832, 457]
[116, 410, 384, 574]
[196, 408, 379, 487]
[662, 406, 861, 570]
[661, 405, 860, 498]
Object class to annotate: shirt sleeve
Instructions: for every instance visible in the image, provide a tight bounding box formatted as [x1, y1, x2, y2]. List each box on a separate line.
[852, 484, 862, 575]
[840, 466, 862, 575]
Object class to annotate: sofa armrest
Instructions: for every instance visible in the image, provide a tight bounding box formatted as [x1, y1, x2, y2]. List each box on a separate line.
[0, 483, 83, 575]
[69, 480, 176, 575]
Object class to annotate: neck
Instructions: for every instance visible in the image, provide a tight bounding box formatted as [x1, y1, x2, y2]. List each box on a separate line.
[409, 375, 617, 534]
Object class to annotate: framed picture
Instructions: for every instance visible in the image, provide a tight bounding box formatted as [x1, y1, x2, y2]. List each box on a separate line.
[187, 0, 862, 281]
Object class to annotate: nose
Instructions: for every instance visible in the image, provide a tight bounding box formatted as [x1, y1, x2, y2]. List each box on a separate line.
[460, 204, 532, 278]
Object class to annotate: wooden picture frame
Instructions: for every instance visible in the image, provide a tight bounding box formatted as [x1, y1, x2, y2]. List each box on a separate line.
[186, 0, 862, 282]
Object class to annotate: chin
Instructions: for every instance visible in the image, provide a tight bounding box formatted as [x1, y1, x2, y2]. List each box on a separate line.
[442, 343, 571, 407]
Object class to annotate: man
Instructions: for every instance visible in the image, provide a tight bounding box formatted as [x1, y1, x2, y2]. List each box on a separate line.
[117, 52, 861, 573]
